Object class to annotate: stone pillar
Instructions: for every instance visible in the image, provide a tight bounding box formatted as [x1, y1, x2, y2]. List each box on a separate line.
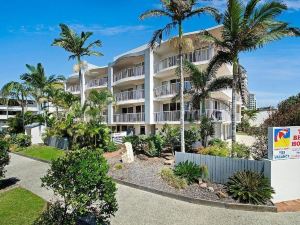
[144, 48, 154, 125]
[107, 64, 114, 125]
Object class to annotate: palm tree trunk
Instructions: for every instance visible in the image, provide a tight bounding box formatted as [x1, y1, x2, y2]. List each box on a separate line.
[178, 21, 185, 153]
[77, 57, 85, 107]
[21, 94, 25, 131]
[231, 56, 238, 155]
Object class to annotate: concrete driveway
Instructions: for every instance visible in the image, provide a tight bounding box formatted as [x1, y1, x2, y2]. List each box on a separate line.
[5, 153, 300, 225]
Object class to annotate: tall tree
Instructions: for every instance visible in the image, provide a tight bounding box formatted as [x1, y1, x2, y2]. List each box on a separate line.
[20, 63, 65, 113]
[184, 61, 232, 113]
[140, 0, 221, 152]
[1, 81, 29, 129]
[204, 0, 300, 150]
[52, 24, 103, 106]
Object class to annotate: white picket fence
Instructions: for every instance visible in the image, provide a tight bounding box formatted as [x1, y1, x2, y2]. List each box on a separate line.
[175, 152, 269, 184]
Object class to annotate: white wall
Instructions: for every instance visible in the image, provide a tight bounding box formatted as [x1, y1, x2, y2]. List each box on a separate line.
[25, 125, 45, 145]
[268, 159, 300, 203]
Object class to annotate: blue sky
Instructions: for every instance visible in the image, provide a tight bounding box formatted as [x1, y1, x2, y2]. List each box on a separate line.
[0, 0, 299, 107]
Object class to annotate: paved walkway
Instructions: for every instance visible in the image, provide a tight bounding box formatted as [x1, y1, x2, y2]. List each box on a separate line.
[5, 154, 300, 225]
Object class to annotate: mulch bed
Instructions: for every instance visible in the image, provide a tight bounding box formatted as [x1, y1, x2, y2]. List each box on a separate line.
[107, 155, 240, 204]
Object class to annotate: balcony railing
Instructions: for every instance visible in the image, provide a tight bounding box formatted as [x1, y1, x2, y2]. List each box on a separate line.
[114, 89, 145, 102]
[154, 81, 192, 97]
[154, 109, 232, 122]
[86, 77, 108, 88]
[154, 47, 212, 73]
[67, 85, 80, 93]
[113, 65, 145, 82]
[113, 113, 145, 123]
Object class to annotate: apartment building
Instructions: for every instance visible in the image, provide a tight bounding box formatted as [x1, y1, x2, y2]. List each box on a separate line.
[248, 93, 257, 110]
[0, 98, 38, 130]
[65, 25, 243, 140]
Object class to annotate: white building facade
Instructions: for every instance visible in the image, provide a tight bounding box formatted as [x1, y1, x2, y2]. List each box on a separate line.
[65, 26, 243, 140]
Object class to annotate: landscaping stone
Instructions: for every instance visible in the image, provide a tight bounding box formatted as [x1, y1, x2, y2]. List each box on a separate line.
[137, 154, 149, 161]
[207, 187, 214, 192]
[164, 159, 174, 165]
[198, 178, 203, 185]
[121, 142, 134, 163]
[216, 191, 228, 199]
[199, 183, 207, 188]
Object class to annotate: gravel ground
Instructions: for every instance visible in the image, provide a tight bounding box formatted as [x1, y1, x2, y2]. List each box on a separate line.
[108, 156, 241, 204]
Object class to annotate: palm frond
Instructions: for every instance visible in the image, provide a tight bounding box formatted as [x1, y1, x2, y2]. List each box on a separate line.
[149, 22, 177, 48]
[140, 9, 171, 20]
[187, 6, 221, 23]
[207, 76, 233, 92]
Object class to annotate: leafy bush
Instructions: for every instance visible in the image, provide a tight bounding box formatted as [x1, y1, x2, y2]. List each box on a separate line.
[173, 161, 200, 184]
[160, 168, 187, 189]
[199, 165, 209, 182]
[226, 171, 275, 205]
[12, 133, 31, 148]
[232, 143, 250, 159]
[104, 141, 118, 153]
[37, 148, 118, 224]
[184, 127, 200, 152]
[199, 144, 229, 157]
[0, 140, 10, 178]
[208, 138, 226, 147]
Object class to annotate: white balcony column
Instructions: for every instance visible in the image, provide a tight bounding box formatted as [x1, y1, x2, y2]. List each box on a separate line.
[209, 44, 214, 59]
[107, 64, 114, 125]
[144, 48, 154, 124]
[81, 70, 87, 105]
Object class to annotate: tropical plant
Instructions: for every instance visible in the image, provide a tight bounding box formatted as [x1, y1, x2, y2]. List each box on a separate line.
[86, 89, 113, 123]
[184, 126, 200, 152]
[199, 165, 209, 182]
[232, 142, 250, 159]
[199, 144, 229, 157]
[52, 24, 103, 106]
[37, 148, 118, 225]
[184, 60, 232, 111]
[204, 0, 300, 149]
[173, 161, 200, 184]
[140, 0, 221, 152]
[199, 116, 214, 147]
[0, 139, 9, 178]
[226, 171, 274, 205]
[11, 133, 31, 148]
[1, 81, 30, 129]
[160, 167, 187, 189]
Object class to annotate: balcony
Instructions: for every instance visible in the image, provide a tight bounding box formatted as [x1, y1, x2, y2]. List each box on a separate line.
[114, 89, 145, 103]
[113, 113, 145, 123]
[67, 85, 80, 94]
[86, 77, 108, 89]
[154, 109, 231, 123]
[154, 81, 192, 98]
[154, 47, 212, 73]
[113, 65, 145, 83]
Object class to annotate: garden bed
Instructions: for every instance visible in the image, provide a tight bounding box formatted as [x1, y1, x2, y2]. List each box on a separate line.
[108, 155, 274, 209]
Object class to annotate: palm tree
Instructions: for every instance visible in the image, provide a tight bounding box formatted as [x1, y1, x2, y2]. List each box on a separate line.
[1, 81, 29, 129]
[86, 89, 113, 123]
[20, 63, 65, 114]
[140, 0, 221, 152]
[52, 24, 103, 106]
[184, 61, 232, 113]
[204, 0, 300, 148]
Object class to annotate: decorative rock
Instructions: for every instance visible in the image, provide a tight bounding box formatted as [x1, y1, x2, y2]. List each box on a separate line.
[198, 178, 203, 185]
[207, 187, 214, 192]
[216, 191, 228, 199]
[164, 155, 174, 160]
[164, 159, 174, 165]
[199, 183, 207, 188]
[137, 154, 149, 161]
[121, 142, 134, 163]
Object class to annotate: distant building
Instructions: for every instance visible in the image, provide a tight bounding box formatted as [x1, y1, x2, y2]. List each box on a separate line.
[248, 93, 257, 110]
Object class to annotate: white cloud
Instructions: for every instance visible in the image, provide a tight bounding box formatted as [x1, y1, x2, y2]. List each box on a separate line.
[199, 0, 300, 11]
[8, 24, 149, 36]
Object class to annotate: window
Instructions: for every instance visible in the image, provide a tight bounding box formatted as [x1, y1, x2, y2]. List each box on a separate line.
[163, 104, 169, 112]
[140, 126, 145, 135]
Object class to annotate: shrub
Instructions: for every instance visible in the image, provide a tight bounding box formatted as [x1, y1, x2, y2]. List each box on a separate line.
[184, 127, 200, 152]
[37, 148, 118, 224]
[208, 138, 227, 148]
[226, 171, 275, 205]
[199, 165, 209, 182]
[173, 161, 200, 184]
[104, 141, 118, 152]
[0, 140, 10, 178]
[160, 168, 187, 189]
[12, 133, 31, 148]
[232, 143, 251, 159]
[199, 145, 229, 157]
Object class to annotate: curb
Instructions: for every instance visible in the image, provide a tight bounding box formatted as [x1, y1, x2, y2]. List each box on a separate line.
[113, 178, 277, 213]
[11, 152, 51, 164]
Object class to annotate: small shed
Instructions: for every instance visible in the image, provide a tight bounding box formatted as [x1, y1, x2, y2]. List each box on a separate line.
[24, 123, 45, 145]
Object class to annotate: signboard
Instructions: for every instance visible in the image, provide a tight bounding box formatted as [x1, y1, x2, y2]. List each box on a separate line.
[268, 126, 300, 160]
[112, 132, 127, 144]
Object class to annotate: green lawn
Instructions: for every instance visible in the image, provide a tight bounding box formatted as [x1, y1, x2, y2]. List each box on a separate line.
[18, 145, 65, 162]
[0, 187, 46, 225]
